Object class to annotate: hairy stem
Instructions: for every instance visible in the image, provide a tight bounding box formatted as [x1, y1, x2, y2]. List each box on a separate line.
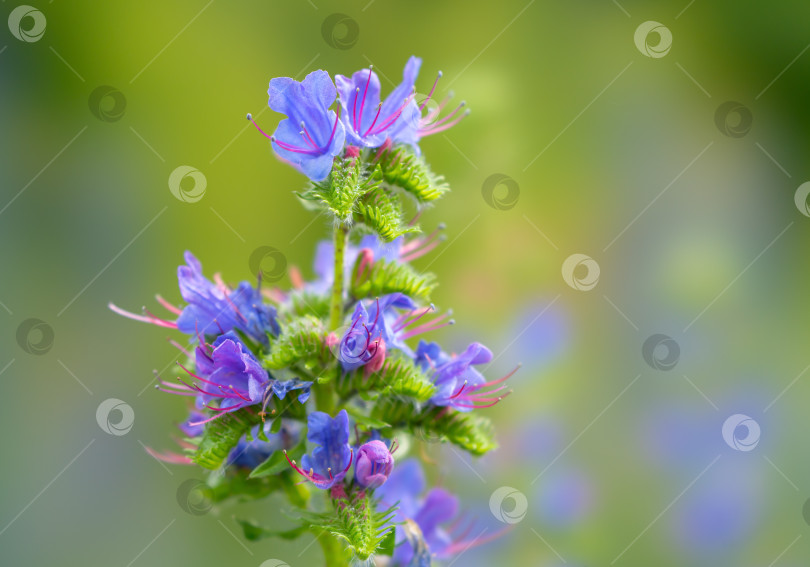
[317, 223, 349, 416]
[329, 223, 349, 331]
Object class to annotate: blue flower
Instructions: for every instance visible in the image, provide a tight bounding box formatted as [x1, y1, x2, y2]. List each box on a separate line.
[264, 70, 345, 181]
[269, 378, 313, 404]
[339, 293, 417, 371]
[177, 332, 269, 424]
[335, 57, 421, 148]
[415, 341, 513, 411]
[286, 409, 352, 489]
[176, 252, 279, 345]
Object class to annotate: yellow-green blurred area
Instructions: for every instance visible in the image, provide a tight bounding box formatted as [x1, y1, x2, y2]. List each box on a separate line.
[2, 0, 810, 565]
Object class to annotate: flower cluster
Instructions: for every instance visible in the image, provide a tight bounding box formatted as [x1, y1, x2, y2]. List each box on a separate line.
[247, 55, 468, 181]
[113, 56, 515, 566]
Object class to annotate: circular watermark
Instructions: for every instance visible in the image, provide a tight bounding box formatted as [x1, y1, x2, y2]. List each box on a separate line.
[327, 323, 375, 367]
[176, 478, 213, 516]
[481, 173, 520, 211]
[16, 318, 54, 355]
[88, 86, 127, 123]
[721, 414, 760, 452]
[96, 398, 135, 436]
[561, 254, 600, 291]
[404, 91, 441, 131]
[642, 334, 680, 371]
[634, 21, 672, 58]
[168, 165, 206, 203]
[412, 424, 443, 445]
[259, 560, 291, 567]
[714, 101, 753, 138]
[802, 498, 810, 526]
[794, 182, 810, 217]
[249, 246, 287, 283]
[489, 486, 528, 524]
[8, 5, 46, 43]
[321, 13, 359, 50]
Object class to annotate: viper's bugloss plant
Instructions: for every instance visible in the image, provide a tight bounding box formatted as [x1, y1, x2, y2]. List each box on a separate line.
[112, 55, 517, 566]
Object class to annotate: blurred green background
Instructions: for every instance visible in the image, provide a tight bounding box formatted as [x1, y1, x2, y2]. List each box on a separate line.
[3, 0, 810, 565]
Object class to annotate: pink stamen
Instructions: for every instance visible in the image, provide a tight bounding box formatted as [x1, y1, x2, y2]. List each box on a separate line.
[155, 294, 182, 315]
[449, 381, 468, 399]
[455, 391, 512, 409]
[394, 304, 435, 331]
[271, 137, 320, 156]
[368, 92, 415, 136]
[355, 249, 375, 283]
[212, 273, 230, 294]
[400, 239, 441, 263]
[424, 93, 453, 124]
[399, 315, 454, 340]
[167, 338, 191, 357]
[145, 446, 193, 465]
[108, 302, 177, 329]
[352, 87, 360, 131]
[156, 386, 196, 396]
[479, 365, 521, 389]
[325, 106, 341, 148]
[247, 113, 273, 140]
[420, 71, 442, 112]
[358, 66, 374, 131]
[363, 103, 384, 137]
[289, 266, 304, 290]
[420, 107, 469, 137]
[299, 122, 319, 149]
[143, 307, 178, 328]
[188, 413, 227, 427]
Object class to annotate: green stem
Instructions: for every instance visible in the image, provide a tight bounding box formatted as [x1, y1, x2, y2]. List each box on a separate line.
[317, 529, 345, 567]
[329, 223, 349, 331]
[317, 223, 349, 416]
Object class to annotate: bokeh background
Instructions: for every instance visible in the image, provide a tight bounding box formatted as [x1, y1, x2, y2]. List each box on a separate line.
[2, 0, 810, 565]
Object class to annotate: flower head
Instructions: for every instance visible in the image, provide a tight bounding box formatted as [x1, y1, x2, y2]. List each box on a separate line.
[354, 440, 395, 489]
[338, 294, 456, 373]
[415, 341, 515, 411]
[250, 70, 345, 181]
[335, 57, 421, 148]
[109, 252, 279, 346]
[285, 409, 353, 489]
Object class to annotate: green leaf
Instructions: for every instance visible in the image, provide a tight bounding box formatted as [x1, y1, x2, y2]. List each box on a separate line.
[377, 145, 449, 204]
[249, 436, 307, 479]
[191, 409, 256, 470]
[353, 183, 419, 242]
[376, 525, 396, 557]
[208, 469, 283, 503]
[351, 257, 437, 302]
[336, 354, 436, 404]
[370, 399, 498, 456]
[264, 315, 326, 370]
[236, 518, 309, 542]
[298, 159, 380, 223]
[418, 406, 498, 456]
[344, 406, 391, 430]
[283, 289, 331, 320]
[293, 494, 397, 561]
